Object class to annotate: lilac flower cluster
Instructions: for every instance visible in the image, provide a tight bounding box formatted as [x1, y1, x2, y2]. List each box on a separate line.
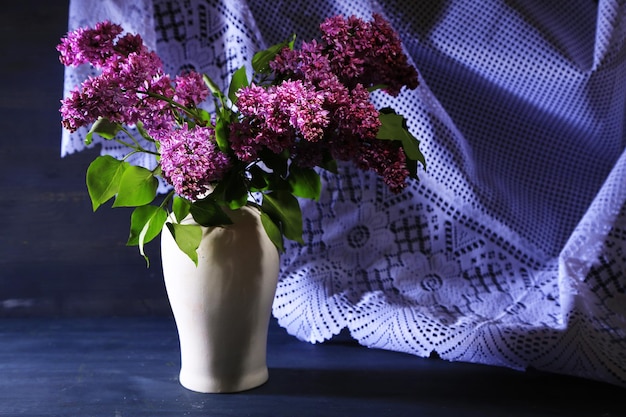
[58, 14, 420, 200]
[319, 14, 419, 95]
[264, 14, 418, 192]
[58, 21, 231, 200]
[156, 125, 232, 200]
[231, 80, 329, 161]
[59, 21, 164, 131]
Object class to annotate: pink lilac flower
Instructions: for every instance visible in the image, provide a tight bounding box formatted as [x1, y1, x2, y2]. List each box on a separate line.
[332, 84, 380, 141]
[270, 14, 417, 190]
[60, 72, 137, 131]
[157, 125, 232, 200]
[228, 119, 260, 162]
[319, 15, 369, 81]
[174, 72, 210, 107]
[59, 49, 168, 131]
[57, 21, 124, 68]
[231, 80, 329, 161]
[112, 50, 164, 91]
[356, 139, 410, 193]
[58, 23, 177, 133]
[325, 84, 408, 193]
[270, 40, 332, 85]
[137, 75, 177, 133]
[364, 14, 419, 95]
[319, 14, 418, 95]
[59, 88, 93, 132]
[114, 33, 145, 56]
[274, 80, 329, 142]
[230, 84, 285, 161]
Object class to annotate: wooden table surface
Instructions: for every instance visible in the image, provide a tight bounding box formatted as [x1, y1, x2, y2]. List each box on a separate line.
[0, 316, 624, 417]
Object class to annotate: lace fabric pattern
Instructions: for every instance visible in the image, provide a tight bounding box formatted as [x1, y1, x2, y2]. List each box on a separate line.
[63, 0, 626, 387]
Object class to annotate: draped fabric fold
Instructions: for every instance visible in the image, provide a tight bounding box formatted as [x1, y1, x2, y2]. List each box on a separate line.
[62, 0, 626, 387]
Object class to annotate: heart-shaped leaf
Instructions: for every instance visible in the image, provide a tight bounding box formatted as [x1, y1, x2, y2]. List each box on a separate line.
[113, 165, 158, 207]
[127, 205, 168, 247]
[377, 112, 426, 168]
[85, 117, 121, 145]
[189, 198, 233, 227]
[288, 165, 321, 201]
[127, 205, 168, 265]
[165, 222, 203, 266]
[86, 155, 127, 211]
[262, 191, 303, 244]
[228, 65, 249, 104]
[172, 196, 192, 223]
[260, 211, 284, 253]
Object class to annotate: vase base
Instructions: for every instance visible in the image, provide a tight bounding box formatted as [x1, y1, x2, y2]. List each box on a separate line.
[179, 367, 269, 393]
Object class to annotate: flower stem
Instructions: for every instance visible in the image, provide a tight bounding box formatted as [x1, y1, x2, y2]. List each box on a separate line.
[139, 90, 204, 125]
[116, 126, 160, 156]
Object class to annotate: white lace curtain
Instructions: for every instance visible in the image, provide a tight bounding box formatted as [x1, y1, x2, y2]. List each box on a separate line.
[62, 0, 626, 387]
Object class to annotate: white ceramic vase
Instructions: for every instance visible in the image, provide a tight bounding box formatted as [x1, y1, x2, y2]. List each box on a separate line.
[160, 205, 280, 393]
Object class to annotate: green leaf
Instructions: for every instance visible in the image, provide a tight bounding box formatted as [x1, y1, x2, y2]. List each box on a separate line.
[228, 65, 249, 104]
[165, 222, 203, 266]
[377, 112, 426, 168]
[252, 35, 295, 73]
[113, 165, 158, 207]
[226, 180, 249, 210]
[172, 196, 191, 223]
[189, 197, 233, 227]
[135, 121, 154, 142]
[127, 205, 168, 246]
[214, 115, 230, 153]
[367, 84, 387, 93]
[212, 171, 249, 210]
[260, 211, 284, 253]
[262, 191, 303, 244]
[318, 152, 338, 174]
[376, 112, 410, 142]
[288, 165, 321, 201]
[85, 117, 121, 145]
[266, 173, 291, 193]
[127, 205, 168, 266]
[197, 108, 212, 124]
[86, 155, 127, 211]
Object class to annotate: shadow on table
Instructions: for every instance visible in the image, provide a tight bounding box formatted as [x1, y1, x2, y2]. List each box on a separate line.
[248, 364, 624, 416]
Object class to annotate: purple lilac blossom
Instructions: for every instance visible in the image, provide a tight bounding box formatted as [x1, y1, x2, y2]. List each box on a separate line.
[157, 125, 232, 200]
[57, 21, 124, 68]
[357, 139, 409, 193]
[59, 49, 167, 131]
[274, 80, 329, 142]
[269, 39, 331, 84]
[268, 14, 418, 192]
[114, 33, 146, 57]
[137, 75, 177, 133]
[230, 80, 329, 161]
[174, 72, 210, 108]
[57, 23, 205, 134]
[320, 14, 418, 95]
[58, 15, 418, 197]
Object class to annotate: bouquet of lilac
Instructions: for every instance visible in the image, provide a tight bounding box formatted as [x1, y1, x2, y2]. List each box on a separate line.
[58, 14, 425, 264]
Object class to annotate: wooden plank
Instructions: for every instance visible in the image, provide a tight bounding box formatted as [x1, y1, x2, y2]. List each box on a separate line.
[0, 317, 624, 417]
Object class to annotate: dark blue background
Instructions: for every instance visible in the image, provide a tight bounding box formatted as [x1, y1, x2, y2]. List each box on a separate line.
[0, 1, 170, 317]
